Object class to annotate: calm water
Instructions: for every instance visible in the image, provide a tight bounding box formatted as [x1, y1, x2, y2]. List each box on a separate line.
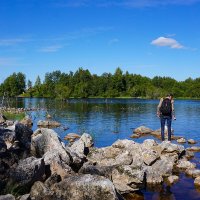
[7, 98, 200, 199]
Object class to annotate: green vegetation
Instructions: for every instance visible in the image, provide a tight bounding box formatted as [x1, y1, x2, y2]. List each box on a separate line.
[3, 112, 25, 121]
[0, 68, 200, 99]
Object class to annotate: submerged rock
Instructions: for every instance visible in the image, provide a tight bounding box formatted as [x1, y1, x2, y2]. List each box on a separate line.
[37, 120, 61, 128]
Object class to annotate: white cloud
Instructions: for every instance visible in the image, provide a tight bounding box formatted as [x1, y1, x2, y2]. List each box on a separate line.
[39, 45, 63, 52]
[0, 38, 28, 46]
[151, 36, 184, 49]
[109, 38, 119, 45]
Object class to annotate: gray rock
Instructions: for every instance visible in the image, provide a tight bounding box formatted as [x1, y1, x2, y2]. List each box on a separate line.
[9, 157, 45, 189]
[31, 128, 66, 157]
[30, 174, 120, 200]
[186, 146, 200, 152]
[185, 169, 200, 178]
[15, 123, 33, 150]
[43, 150, 73, 179]
[19, 194, 30, 200]
[68, 133, 93, 158]
[188, 139, 197, 144]
[112, 165, 145, 193]
[177, 138, 186, 143]
[20, 116, 33, 127]
[158, 141, 185, 154]
[133, 126, 153, 135]
[194, 176, 200, 187]
[176, 159, 196, 170]
[0, 138, 7, 153]
[37, 120, 61, 128]
[87, 146, 132, 167]
[167, 175, 179, 185]
[144, 156, 174, 185]
[0, 194, 15, 200]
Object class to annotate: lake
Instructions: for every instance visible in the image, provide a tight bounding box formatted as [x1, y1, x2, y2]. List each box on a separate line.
[9, 98, 200, 199]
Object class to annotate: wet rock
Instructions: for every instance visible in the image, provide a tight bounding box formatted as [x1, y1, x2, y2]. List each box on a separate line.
[186, 146, 200, 152]
[144, 157, 174, 185]
[186, 169, 200, 178]
[64, 133, 81, 142]
[79, 162, 114, 179]
[194, 177, 200, 187]
[112, 165, 145, 193]
[185, 150, 195, 159]
[30, 181, 53, 200]
[37, 120, 60, 128]
[167, 175, 179, 185]
[177, 138, 186, 143]
[176, 159, 196, 170]
[130, 134, 140, 138]
[158, 141, 185, 155]
[188, 139, 197, 144]
[133, 126, 153, 135]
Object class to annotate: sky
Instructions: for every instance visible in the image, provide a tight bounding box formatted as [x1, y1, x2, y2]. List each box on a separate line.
[0, 0, 200, 83]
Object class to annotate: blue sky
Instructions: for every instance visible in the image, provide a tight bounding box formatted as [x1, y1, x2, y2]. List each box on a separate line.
[0, 0, 200, 83]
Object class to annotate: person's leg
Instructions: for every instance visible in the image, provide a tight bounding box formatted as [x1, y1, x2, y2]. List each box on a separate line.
[160, 116, 166, 141]
[166, 116, 172, 141]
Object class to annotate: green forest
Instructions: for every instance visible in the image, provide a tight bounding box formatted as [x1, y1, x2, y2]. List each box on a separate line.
[0, 67, 199, 99]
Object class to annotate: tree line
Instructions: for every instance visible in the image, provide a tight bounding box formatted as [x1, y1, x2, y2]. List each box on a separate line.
[0, 68, 200, 99]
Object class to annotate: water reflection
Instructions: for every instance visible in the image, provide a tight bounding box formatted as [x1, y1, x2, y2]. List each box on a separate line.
[2, 98, 200, 200]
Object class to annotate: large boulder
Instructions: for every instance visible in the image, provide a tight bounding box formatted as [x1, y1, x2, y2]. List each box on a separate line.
[31, 128, 66, 158]
[30, 174, 120, 200]
[68, 133, 94, 158]
[43, 150, 73, 179]
[87, 146, 132, 167]
[112, 165, 145, 193]
[9, 157, 45, 193]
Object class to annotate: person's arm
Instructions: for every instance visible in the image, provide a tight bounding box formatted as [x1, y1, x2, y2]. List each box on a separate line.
[157, 98, 163, 117]
[171, 99, 176, 119]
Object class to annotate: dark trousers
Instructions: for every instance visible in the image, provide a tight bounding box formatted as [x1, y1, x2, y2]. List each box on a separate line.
[160, 116, 172, 141]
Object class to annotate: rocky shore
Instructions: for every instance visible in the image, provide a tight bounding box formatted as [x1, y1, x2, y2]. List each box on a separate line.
[0, 121, 200, 200]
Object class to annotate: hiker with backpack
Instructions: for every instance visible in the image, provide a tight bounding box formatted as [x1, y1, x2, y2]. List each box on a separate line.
[157, 94, 176, 141]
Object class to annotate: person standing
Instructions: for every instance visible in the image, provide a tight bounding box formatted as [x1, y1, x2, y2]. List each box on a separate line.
[157, 94, 176, 141]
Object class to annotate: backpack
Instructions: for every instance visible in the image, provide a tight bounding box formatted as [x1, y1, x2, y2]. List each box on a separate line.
[160, 98, 172, 116]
